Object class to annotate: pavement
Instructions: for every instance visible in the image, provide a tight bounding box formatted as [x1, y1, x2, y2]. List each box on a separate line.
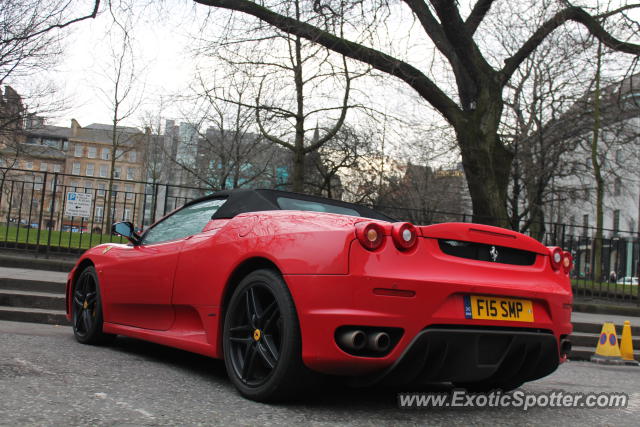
[1, 319, 639, 426]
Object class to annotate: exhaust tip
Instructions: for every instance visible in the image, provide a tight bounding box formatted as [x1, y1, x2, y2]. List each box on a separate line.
[368, 332, 391, 353]
[560, 338, 572, 357]
[337, 329, 367, 351]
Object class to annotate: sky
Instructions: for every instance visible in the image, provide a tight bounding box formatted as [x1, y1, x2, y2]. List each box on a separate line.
[14, 0, 640, 162]
[48, 1, 200, 128]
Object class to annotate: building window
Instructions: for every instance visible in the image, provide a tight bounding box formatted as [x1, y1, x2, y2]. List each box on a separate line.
[40, 162, 47, 171]
[34, 175, 43, 191]
[74, 144, 83, 157]
[88, 146, 97, 158]
[72, 162, 81, 175]
[99, 164, 108, 178]
[128, 151, 137, 162]
[124, 208, 131, 221]
[584, 187, 589, 201]
[25, 161, 33, 170]
[85, 163, 94, 176]
[568, 215, 575, 236]
[126, 167, 136, 180]
[101, 148, 110, 160]
[116, 149, 123, 159]
[70, 181, 79, 191]
[125, 184, 134, 200]
[43, 139, 59, 149]
[97, 183, 106, 196]
[613, 210, 620, 232]
[53, 164, 61, 173]
[84, 181, 93, 192]
[114, 166, 121, 179]
[95, 206, 104, 220]
[583, 214, 589, 230]
[614, 177, 622, 196]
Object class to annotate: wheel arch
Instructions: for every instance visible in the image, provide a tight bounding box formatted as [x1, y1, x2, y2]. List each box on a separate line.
[67, 258, 95, 315]
[217, 256, 289, 354]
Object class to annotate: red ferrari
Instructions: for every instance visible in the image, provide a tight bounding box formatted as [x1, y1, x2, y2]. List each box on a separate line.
[66, 189, 573, 401]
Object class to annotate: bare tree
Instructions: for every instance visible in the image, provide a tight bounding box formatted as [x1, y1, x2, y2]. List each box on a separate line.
[170, 74, 278, 190]
[97, 1, 145, 231]
[193, 0, 640, 226]
[197, 0, 367, 193]
[0, 0, 101, 163]
[308, 123, 376, 198]
[496, 8, 596, 238]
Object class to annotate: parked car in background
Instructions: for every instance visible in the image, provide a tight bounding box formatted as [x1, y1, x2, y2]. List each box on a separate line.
[617, 277, 639, 286]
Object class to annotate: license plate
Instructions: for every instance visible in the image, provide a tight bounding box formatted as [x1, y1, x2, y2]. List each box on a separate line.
[464, 295, 534, 322]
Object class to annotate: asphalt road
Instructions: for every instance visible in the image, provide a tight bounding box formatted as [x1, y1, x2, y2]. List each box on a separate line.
[1, 321, 639, 426]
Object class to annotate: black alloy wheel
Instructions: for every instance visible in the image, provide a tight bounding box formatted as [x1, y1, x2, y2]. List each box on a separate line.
[223, 269, 312, 402]
[72, 266, 114, 345]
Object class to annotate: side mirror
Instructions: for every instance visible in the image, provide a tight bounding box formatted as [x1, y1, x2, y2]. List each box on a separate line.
[112, 221, 141, 245]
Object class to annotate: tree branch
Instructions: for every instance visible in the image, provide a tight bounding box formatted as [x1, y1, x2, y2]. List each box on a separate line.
[193, 0, 462, 124]
[465, 0, 495, 35]
[501, 6, 640, 85]
[1, 1, 101, 45]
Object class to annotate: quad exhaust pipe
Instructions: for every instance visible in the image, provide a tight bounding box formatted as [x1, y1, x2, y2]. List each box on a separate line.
[336, 328, 393, 354]
[368, 331, 391, 353]
[337, 329, 367, 351]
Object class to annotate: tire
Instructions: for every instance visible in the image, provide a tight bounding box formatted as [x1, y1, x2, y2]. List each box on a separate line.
[71, 266, 115, 345]
[222, 268, 311, 402]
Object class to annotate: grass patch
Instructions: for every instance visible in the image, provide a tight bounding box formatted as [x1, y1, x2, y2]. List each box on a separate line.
[572, 279, 638, 298]
[0, 224, 125, 249]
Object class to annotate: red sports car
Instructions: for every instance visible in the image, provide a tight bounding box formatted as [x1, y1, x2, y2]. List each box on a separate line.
[66, 189, 573, 401]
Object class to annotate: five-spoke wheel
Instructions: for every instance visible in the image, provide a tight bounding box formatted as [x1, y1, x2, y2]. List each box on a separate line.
[72, 266, 114, 345]
[223, 269, 310, 401]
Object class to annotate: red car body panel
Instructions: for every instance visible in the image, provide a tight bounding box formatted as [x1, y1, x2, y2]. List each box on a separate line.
[66, 208, 572, 380]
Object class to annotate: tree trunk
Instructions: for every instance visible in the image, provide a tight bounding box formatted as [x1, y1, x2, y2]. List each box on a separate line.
[291, 30, 305, 193]
[591, 42, 604, 282]
[456, 104, 513, 227]
[292, 148, 304, 193]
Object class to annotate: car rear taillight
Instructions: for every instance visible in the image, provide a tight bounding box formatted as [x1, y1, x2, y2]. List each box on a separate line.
[548, 247, 563, 271]
[562, 251, 573, 274]
[355, 222, 385, 251]
[391, 222, 418, 250]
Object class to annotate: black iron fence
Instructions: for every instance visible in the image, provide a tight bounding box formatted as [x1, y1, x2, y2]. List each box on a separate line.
[0, 168, 210, 254]
[1, 167, 638, 304]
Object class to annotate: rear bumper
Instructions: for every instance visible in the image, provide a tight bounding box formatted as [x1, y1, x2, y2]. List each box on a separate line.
[353, 327, 559, 386]
[285, 271, 572, 378]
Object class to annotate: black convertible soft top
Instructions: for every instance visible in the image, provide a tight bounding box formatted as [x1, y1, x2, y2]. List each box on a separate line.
[183, 189, 394, 222]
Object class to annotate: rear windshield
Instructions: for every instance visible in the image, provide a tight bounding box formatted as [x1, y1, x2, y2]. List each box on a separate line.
[277, 196, 360, 217]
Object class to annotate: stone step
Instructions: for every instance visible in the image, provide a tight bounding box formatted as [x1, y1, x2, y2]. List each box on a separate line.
[0, 277, 66, 294]
[0, 289, 65, 310]
[0, 306, 69, 326]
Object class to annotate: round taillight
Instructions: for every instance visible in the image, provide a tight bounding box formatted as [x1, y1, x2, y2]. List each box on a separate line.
[391, 222, 418, 250]
[549, 247, 563, 270]
[355, 222, 385, 251]
[562, 251, 573, 274]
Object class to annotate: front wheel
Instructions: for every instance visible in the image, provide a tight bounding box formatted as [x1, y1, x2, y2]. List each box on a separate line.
[222, 269, 310, 402]
[72, 266, 115, 345]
